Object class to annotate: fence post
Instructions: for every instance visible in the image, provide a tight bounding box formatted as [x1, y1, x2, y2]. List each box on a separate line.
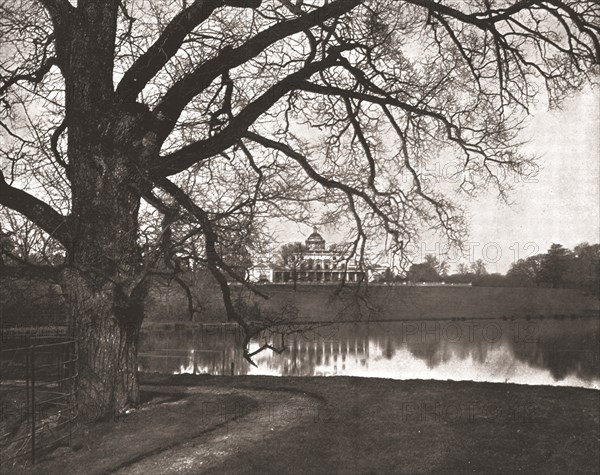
[25, 345, 30, 424]
[57, 343, 63, 392]
[29, 344, 35, 465]
[0, 337, 80, 467]
[69, 339, 75, 447]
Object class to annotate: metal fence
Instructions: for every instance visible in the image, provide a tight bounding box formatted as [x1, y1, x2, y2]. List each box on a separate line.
[0, 334, 78, 467]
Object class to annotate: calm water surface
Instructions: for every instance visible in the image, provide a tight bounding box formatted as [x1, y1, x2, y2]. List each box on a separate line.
[139, 317, 600, 389]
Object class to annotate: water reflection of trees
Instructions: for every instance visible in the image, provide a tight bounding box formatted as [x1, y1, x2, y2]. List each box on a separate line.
[139, 327, 248, 376]
[511, 324, 599, 381]
[384, 319, 599, 382]
[139, 318, 599, 385]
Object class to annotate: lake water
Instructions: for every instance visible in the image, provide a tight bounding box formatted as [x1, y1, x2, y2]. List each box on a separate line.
[139, 317, 600, 389]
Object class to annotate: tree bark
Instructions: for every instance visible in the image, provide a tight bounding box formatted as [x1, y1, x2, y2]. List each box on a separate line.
[64, 107, 154, 420]
[63, 268, 143, 420]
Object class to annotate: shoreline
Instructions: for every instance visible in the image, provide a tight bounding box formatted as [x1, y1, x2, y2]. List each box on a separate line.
[141, 311, 600, 329]
[3, 312, 598, 336]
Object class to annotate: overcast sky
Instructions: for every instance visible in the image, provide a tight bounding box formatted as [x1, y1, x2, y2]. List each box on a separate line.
[464, 86, 599, 273]
[273, 86, 599, 274]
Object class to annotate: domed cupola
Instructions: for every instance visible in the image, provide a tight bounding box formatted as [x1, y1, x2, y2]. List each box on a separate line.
[306, 227, 326, 251]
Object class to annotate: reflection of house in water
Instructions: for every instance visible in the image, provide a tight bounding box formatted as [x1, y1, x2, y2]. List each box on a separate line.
[249, 228, 385, 283]
[139, 319, 600, 388]
[248, 326, 371, 376]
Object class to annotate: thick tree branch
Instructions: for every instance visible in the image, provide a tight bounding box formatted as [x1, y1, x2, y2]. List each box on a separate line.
[50, 118, 69, 172]
[0, 262, 64, 282]
[0, 57, 58, 99]
[116, 0, 222, 102]
[0, 171, 71, 247]
[154, 177, 253, 331]
[151, 54, 341, 177]
[36, 0, 75, 66]
[404, 0, 538, 28]
[153, 177, 268, 297]
[152, 0, 361, 134]
[37, 0, 74, 22]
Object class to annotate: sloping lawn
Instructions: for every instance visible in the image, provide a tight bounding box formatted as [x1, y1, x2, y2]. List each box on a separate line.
[23, 374, 600, 474]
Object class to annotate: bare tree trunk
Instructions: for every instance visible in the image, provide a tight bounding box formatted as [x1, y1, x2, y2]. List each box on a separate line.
[64, 134, 151, 420]
[64, 269, 143, 420]
[59, 2, 157, 416]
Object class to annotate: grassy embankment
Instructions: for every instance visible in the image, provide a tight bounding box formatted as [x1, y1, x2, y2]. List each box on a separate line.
[2, 278, 597, 328]
[144, 284, 600, 328]
[31, 374, 600, 474]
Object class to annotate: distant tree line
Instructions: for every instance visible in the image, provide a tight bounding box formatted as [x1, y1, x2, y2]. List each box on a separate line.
[374, 243, 599, 296]
[507, 243, 599, 294]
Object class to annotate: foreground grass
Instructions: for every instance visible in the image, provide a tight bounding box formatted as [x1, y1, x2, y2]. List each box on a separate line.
[29, 375, 600, 474]
[21, 389, 254, 475]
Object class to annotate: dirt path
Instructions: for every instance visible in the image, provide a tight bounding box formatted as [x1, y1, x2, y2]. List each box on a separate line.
[115, 386, 320, 474]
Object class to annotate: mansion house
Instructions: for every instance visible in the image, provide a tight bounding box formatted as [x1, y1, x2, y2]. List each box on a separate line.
[249, 228, 384, 283]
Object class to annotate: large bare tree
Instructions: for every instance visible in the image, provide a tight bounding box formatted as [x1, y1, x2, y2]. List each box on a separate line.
[0, 0, 597, 419]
